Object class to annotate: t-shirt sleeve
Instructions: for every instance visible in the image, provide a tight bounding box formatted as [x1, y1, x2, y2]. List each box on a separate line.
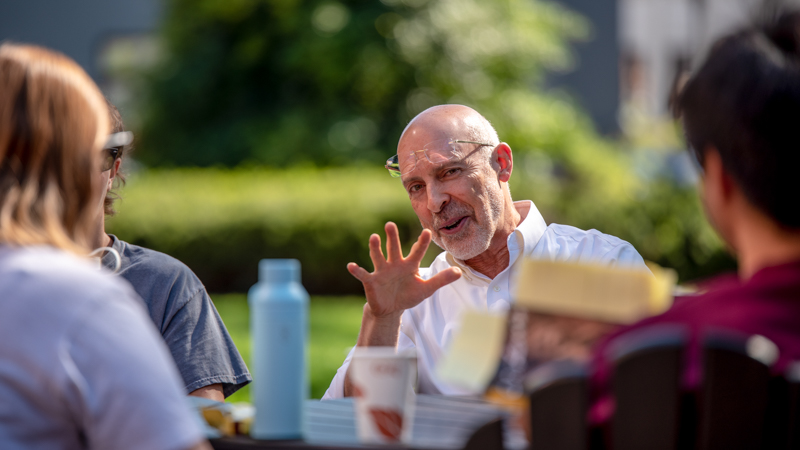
[162, 289, 252, 397]
[60, 296, 204, 450]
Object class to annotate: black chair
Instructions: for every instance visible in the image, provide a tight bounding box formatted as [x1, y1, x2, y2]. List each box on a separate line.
[522, 327, 797, 450]
[526, 359, 589, 450]
[698, 331, 779, 450]
[608, 325, 688, 450]
[462, 418, 504, 450]
[785, 362, 800, 450]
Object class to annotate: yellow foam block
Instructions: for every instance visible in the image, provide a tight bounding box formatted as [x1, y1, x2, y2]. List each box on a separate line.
[435, 310, 508, 392]
[513, 259, 676, 324]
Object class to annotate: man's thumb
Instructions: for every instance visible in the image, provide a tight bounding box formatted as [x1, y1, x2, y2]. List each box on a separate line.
[429, 267, 461, 290]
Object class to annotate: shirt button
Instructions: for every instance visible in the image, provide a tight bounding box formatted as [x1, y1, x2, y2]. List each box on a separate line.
[493, 286, 501, 292]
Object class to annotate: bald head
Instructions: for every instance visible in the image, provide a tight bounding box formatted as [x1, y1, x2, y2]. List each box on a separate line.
[399, 105, 499, 151]
[394, 105, 519, 266]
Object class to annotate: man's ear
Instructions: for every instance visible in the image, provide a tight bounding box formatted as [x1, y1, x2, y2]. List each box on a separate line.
[703, 148, 735, 203]
[493, 143, 513, 182]
[701, 147, 742, 251]
[107, 158, 122, 190]
[110, 158, 122, 180]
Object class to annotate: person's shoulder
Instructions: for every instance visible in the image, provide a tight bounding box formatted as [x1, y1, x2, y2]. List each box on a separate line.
[1, 246, 129, 299]
[545, 223, 632, 248]
[539, 224, 646, 269]
[116, 239, 202, 286]
[0, 246, 141, 322]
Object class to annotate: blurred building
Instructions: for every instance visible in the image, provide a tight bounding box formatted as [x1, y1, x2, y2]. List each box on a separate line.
[0, 0, 161, 128]
[532, 0, 763, 134]
[0, 0, 161, 76]
[618, 0, 762, 118]
[549, 0, 621, 135]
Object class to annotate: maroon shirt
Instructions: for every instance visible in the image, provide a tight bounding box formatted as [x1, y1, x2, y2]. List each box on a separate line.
[589, 260, 800, 424]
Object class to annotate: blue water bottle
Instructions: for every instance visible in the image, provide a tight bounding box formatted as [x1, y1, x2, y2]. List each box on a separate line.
[248, 259, 309, 439]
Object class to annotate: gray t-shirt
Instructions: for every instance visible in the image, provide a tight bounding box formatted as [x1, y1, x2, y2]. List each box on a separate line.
[0, 245, 204, 450]
[102, 235, 251, 397]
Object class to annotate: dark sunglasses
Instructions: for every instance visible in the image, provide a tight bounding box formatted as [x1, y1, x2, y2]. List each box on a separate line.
[101, 147, 120, 172]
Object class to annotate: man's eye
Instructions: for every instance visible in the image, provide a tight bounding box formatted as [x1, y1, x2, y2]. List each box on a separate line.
[443, 168, 460, 177]
[408, 184, 423, 194]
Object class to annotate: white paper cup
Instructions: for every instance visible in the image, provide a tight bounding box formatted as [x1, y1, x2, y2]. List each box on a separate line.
[350, 347, 416, 444]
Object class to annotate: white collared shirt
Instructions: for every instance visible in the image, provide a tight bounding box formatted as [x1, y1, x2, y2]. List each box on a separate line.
[322, 200, 648, 399]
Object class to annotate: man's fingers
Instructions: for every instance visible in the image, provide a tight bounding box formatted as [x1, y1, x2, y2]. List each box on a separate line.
[367, 233, 386, 270]
[347, 262, 371, 282]
[422, 267, 462, 295]
[384, 222, 402, 262]
[408, 229, 432, 264]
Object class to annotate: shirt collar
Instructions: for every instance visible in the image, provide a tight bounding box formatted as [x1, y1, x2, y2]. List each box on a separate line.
[445, 200, 548, 281]
[511, 200, 548, 259]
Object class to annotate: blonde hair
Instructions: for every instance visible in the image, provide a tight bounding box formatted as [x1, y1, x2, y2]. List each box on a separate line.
[0, 43, 109, 253]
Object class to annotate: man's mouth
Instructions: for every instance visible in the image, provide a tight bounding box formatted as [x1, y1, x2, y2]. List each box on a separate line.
[439, 216, 469, 234]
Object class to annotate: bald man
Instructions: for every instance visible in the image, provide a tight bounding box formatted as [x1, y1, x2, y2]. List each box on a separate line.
[323, 105, 648, 398]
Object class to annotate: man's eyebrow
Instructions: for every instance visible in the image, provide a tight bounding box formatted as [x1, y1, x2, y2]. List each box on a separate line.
[402, 174, 423, 187]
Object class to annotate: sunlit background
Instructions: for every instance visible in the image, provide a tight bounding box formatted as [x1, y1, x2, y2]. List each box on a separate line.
[2, 0, 765, 399]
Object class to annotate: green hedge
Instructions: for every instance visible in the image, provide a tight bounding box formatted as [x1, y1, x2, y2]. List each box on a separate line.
[107, 165, 734, 294]
[107, 166, 434, 294]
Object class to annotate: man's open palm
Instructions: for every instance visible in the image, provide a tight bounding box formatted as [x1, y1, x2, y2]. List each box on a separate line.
[347, 222, 461, 318]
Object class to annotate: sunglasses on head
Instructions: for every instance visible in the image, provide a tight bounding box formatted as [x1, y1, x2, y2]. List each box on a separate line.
[100, 131, 133, 172]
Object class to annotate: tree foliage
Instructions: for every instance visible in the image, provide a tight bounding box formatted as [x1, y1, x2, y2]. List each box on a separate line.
[138, 0, 590, 167]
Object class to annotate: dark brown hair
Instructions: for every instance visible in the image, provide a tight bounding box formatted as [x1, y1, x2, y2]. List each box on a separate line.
[674, 10, 800, 228]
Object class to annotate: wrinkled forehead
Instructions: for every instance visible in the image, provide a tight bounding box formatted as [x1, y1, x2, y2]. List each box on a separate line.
[397, 137, 468, 172]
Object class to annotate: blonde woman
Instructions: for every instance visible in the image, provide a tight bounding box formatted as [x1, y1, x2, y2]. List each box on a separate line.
[0, 43, 208, 450]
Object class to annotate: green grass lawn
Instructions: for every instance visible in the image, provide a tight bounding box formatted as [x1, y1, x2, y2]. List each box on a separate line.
[212, 294, 365, 402]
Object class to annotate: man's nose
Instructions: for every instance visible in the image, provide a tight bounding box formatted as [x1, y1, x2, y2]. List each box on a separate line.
[426, 183, 449, 214]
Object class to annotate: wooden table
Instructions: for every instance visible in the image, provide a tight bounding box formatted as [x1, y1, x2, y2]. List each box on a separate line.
[211, 395, 523, 450]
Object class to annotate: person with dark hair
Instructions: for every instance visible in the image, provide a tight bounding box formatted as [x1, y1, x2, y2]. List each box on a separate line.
[0, 42, 208, 450]
[589, 9, 800, 424]
[94, 102, 251, 402]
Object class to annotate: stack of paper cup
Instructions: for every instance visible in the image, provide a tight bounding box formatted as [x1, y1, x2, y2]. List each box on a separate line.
[350, 347, 416, 444]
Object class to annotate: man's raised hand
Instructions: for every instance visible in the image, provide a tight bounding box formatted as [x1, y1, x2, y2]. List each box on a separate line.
[347, 222, 462, 319]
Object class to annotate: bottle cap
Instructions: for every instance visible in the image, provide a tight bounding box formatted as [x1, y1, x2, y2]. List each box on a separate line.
[259, 259, 301, 283]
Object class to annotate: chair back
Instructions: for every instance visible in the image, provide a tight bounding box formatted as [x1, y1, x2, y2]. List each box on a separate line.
[609, 325, 688, 450]
[523, 327, 798, 450]
[786, 363, 800, 450]
[526, 360, 588, 450]
[462, 418, 504, 450]
[698, 331, 778, 450]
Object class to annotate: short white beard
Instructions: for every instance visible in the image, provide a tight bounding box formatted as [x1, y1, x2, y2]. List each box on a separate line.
[431, 183, 504, 261]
